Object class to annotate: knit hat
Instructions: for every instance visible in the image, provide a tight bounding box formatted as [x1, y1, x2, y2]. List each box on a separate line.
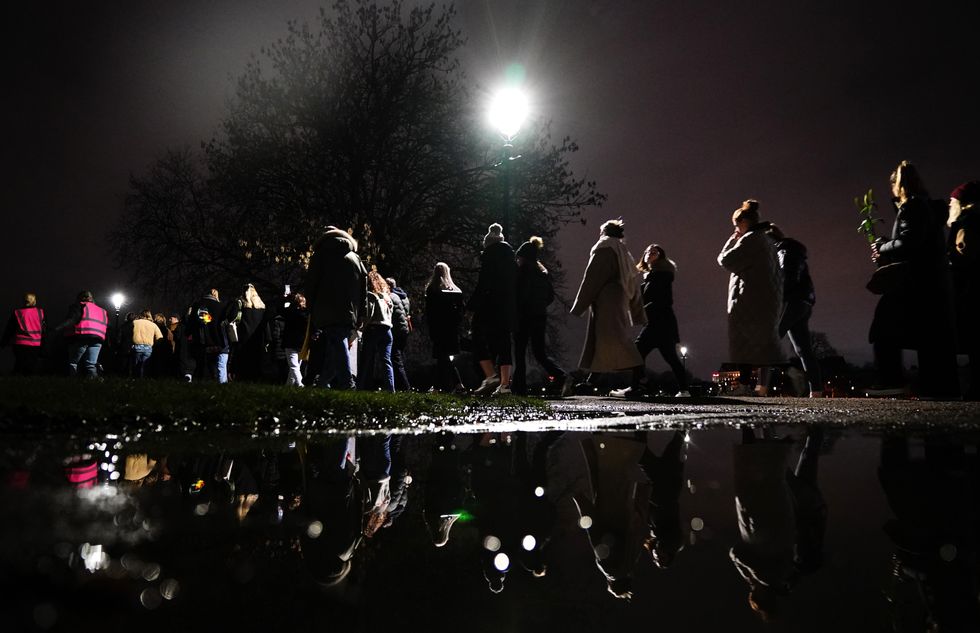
[950, 181, 980, 207]
[516, 236, 544, 260]
[483, 223, 504, 248]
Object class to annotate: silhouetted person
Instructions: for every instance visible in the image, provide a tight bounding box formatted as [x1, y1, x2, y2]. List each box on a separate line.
[2, 292, 45, 375]
[56, 290, 108, 377]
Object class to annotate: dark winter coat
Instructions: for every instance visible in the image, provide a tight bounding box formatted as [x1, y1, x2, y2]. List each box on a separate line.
[305, 229, 368, 330]
[516, 260, 555, 321]
[390, 292, 410, 340]
[948, 205, 980, 351]
[774, 238, 815, 307]
[425, 287, 464, 358]
[281, 303, 309, 350]
[467, 240, 517, 330]
[869, 196, 954, 349]
[639, 259, 680, 347]
[188, 295, 230, 349]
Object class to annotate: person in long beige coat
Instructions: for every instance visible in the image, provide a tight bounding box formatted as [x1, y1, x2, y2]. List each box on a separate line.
[717, 200, 784, 394]
[571, 220, 646, 377]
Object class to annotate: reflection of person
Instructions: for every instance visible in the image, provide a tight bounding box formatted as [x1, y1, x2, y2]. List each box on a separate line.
[423, 431, 465, 547]
[571, 220, 646, 394]
[878, 434, 980, 630]
[787, 427, 827, 575]
[717, 200, 783, 395]
[1, 292, 45, 375]
[574, 433, 651, 599]
[639, 431, 687, 568]
[305, 227, 368, 390]
[730, 427, 795, 621]
[868, 161, 958, 398]
[947, 181, 980, 399]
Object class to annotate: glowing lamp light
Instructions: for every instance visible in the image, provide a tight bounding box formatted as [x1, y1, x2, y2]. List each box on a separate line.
[493, 552, 510, 572]
[679, 345, 689, 357]
[110, 292, 126, 311]
[488, 87, 529, 140]
[522, 535, 536, 551]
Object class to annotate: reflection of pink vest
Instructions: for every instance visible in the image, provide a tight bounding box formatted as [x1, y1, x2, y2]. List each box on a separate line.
[13, 307, 44, 346]
[71, 302, 108, 340]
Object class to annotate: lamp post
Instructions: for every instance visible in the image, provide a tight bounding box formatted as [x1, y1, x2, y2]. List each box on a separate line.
[488, 86, 529, 239]
[110, 292, 126, 346]
[679, 345, 689, 375]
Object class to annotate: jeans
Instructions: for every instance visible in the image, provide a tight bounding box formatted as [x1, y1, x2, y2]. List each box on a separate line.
[215, 351, 229, 384]
[130, 344, 153, 378]
[317, 326, 354, 389]
[68, 341, 102, 377]
[513, 315, 564, 395]
[285, 348, 304, 386]
[358, 325, 394, 392]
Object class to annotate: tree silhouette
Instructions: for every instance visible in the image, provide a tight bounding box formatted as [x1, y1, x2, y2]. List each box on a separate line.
[112, 0, 604, 305]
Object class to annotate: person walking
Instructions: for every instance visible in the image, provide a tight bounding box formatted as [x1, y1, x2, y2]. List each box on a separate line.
[386, 278, 412, 391]
[129, 309, 162, 378]
[868, 161, 958, 398]
[612, 244, 690, 398]
[425, 263, 465, 392]
[468, 223, 518, 396]
[717, 200, 784, 396]
[230, 283, 269, 382]
[305, 227, 367, 390]
[187, 288, 231, 383]
[358, 270, 395, 392]
[512, 236, 571, 396]
[58, 290, 109, 377]
[282, 292, 309, 387]
[765, 224, 822, 396]
[570, 219, 646, 394]
[2, 292, 45, 375]
[947, 181, 980, 399]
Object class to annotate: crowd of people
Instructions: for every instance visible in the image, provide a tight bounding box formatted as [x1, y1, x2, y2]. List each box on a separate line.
[3, 161, 978, 399]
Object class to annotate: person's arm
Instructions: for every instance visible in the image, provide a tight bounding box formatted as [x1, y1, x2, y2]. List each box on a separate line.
[717, 233, 754, 274]
[571, 248, 617, 316]
[877, 199, 929, 263]
[53, 304, 82, 333]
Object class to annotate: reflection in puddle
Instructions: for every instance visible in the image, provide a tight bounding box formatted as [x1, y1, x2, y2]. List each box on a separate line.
[1, 425, 977, 631]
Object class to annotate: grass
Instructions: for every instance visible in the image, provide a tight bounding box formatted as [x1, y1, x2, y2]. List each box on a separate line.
[0, 376, 549, 438]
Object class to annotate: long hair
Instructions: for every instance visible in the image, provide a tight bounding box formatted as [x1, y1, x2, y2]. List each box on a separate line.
[242, 284, 266, 309]
[636, 244, 668, 272]
[426, 262, 459, 292]
[890, 160, 929, 201]
[367, 270, 390, 295]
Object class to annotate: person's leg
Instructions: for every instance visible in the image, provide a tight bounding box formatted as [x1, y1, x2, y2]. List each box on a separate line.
[285, 348, 303, 386]
[318, 327, 353, 389]
[873, 341, 904, 387]
[66, 342, 86, 376]
[81, 343, 101, 377]
[632, 329, 655, 390]
[528, 315, 565, 380]
[391, 335, 411, 391]
[512, 326, 530, 395]
[495, 327, 513, 388]
[215, 349, 229, 384]
[786, 313, 822, 394]
[380, 328, 394, 392]
[657, 343, 689, 391]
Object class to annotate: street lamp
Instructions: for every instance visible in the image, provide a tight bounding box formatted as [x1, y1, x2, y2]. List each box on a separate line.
[110, 292, 126, 345]
[679, 345, 689, 374]
[488, 86, 529, 239]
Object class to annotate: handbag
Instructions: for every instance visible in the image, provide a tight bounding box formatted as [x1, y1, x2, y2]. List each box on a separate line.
[866, 261, 910, 295]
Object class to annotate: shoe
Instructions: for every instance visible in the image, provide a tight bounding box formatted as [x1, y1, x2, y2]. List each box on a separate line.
[808, 390, 824, 398]
[609, 387, 635, 398]
[674, 390, 691, 398]
[560, 375, 575, 398]
[473, 375, 501, 396]
[492, 384, 512, 396]
[432, 513, 460, 547]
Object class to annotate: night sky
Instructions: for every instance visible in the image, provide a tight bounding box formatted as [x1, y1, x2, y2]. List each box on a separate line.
[4, 0, 980, 379]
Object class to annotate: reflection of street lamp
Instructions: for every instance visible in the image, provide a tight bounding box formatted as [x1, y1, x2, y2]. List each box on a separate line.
[488, 86, 529, 238]
[110, 292, 126, 345]
[679, 345, 689, 374]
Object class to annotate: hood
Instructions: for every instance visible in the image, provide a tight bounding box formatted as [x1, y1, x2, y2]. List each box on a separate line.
[315, 228, 358, 256]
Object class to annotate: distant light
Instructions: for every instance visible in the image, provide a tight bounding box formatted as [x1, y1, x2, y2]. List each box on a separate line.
[522, 535, 536, 551]
[691, 517, 705, 532]
[680, 345, 688, 357]
[110, 292, 126, 311]
[488, 87, 529, 140]
[493, 553, 510, 572]
[578, 516, 593, 529]
[534, 486, 545, 497]
[306, 521, 323, 539]
[483, 535, 502, 552]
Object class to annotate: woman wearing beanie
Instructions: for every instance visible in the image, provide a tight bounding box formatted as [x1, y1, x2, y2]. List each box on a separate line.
[468, 223, 518, 395]
[512, 236, 572, 396]
[571, 219, 646, 393]
[948, 180, 980, 398]
[611, 244, 690, 398]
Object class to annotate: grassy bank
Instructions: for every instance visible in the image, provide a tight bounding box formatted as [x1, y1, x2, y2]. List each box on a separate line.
[0, 376, 548, 436]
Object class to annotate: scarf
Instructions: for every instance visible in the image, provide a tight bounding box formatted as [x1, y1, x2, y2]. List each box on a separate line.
[591, 236, 640, 300]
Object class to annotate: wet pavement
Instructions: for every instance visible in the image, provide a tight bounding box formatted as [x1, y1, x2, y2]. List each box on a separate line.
[1, 397, 979, 632]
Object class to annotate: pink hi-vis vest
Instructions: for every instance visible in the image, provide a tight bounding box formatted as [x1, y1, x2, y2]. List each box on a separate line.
[13, 307, 44, 346]
[72, 302, 108, 340]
